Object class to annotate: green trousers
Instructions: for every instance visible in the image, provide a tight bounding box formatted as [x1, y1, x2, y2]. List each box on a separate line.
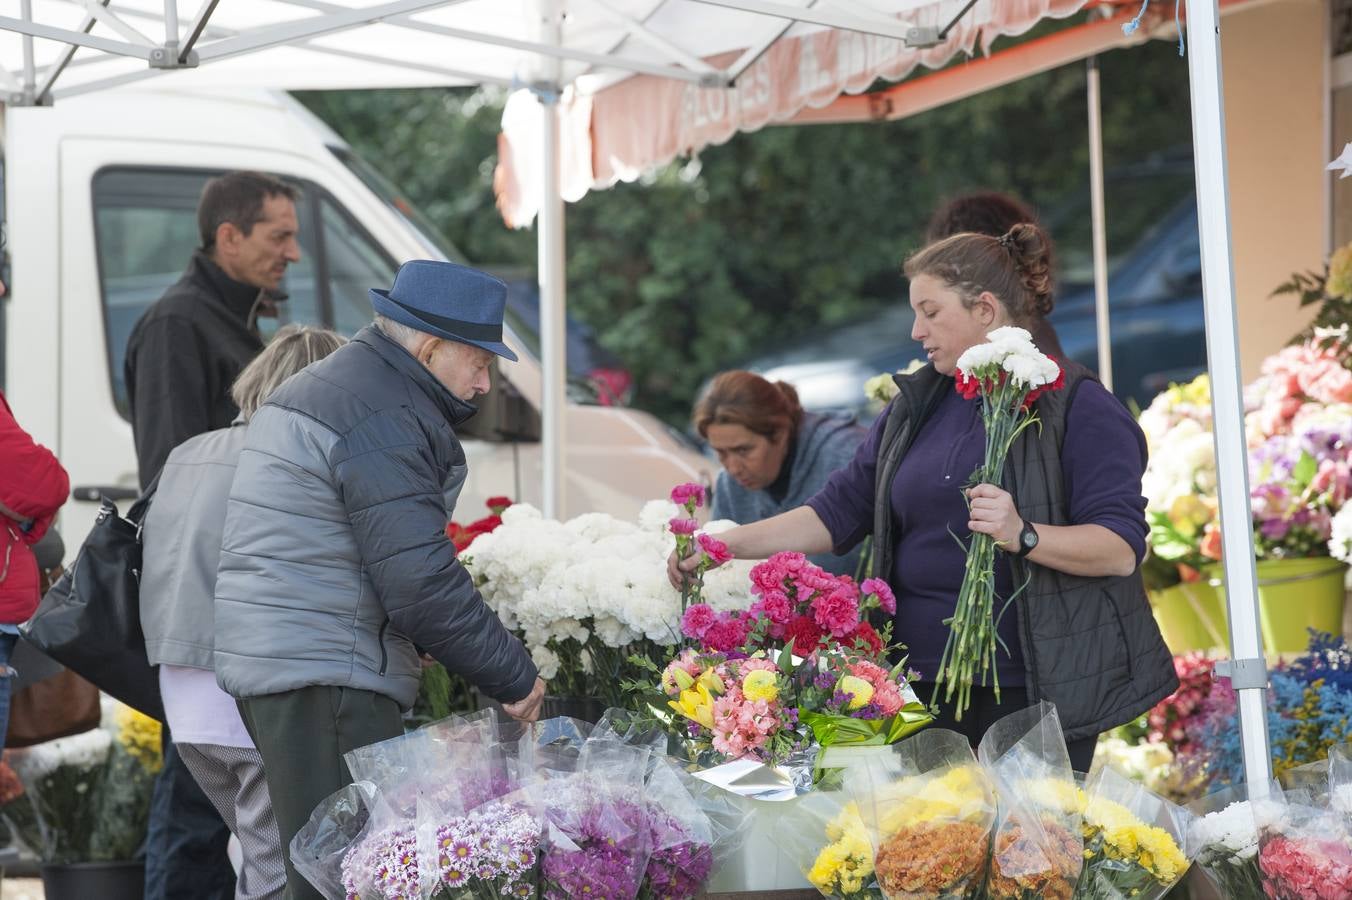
[238, 686, 403, 900]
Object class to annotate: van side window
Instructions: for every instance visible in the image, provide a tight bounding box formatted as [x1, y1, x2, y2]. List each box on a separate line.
[319, 198, 396, 335]
[92, 168, 320, 418]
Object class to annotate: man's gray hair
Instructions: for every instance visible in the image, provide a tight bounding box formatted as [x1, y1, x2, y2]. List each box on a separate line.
[373, 314, 426, 349]
[231, 324, 347, 419]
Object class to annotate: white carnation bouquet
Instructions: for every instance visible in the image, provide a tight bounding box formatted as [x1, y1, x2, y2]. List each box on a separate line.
[463, 500, 752, 706]
[934, 326, 1063, 720]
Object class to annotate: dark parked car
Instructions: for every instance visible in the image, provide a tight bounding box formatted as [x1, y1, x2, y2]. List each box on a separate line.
[739, 152, 1206, 418]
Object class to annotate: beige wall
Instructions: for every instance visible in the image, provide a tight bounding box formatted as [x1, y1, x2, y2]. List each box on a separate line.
[1222, 0, 1326, 380]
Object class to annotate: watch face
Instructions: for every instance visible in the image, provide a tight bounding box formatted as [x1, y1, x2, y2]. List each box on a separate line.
[1021, 526, 1038, 550]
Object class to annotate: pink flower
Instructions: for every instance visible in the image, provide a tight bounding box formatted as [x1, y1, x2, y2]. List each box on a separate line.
[861, 578, 896, 615]
[751, 589, 794, 625]
[681, 604, 717, 640]
[702, 614, 749, 653]
[668, 517, 698, 535]
[872, 682, 904, 716]
[1260, 834, 1352, 900]
[670, 483, 707, 509]
[697, 533, 733, 565]
[739, 657, 780, 675]
[710, 691, 779, 759]
[811, 587, 861, 638]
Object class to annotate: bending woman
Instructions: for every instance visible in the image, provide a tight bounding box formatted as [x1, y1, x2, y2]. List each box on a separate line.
[696, 372, 865, 576]
[671, 225, 1176, 770]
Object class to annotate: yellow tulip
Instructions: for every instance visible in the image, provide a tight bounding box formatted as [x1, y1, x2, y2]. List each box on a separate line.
[670, 683, 716, 729]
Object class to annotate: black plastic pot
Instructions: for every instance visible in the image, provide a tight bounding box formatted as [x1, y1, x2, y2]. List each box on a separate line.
[41, 860, 145, 900]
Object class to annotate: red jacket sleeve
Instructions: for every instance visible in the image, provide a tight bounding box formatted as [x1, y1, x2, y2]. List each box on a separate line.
[0, 391, 70, 536]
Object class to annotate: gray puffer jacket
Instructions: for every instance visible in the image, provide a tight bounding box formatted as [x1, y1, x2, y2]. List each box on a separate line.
[213, 326, 537, 709]
[141, 423, 247, 669]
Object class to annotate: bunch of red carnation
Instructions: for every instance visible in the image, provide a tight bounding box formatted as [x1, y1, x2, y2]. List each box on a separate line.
[740, 551, 895, 657]
[446, 496, 513, 553]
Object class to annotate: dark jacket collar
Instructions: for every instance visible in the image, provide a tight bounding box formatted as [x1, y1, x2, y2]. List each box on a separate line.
[186, 251, 265, 326]
[354, 325, 478, 427]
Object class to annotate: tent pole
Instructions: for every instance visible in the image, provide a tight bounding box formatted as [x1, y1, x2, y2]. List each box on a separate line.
[538, 1, 566, 519]
[1086, 55, 1112, 392]
[1184, 0, 1271, 793]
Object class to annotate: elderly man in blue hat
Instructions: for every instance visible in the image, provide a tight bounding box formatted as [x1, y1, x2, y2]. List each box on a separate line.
[213, 260, 544, 900]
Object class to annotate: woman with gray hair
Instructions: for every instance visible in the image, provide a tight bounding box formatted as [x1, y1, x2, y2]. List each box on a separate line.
[140, 324, 345, 900]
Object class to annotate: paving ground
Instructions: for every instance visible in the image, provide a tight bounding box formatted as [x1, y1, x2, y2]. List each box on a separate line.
[1, 879, 43, 899]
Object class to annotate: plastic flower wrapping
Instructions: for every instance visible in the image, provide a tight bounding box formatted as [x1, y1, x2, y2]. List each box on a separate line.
[461, 493, 753, 708]
[291, 712, 747, 900]
[1256, 802, 1352, 900]
[1185, 781, 1294, 900]
[0, 699, 161, 864]
[975, 704, 1083, 900]
[848, 729, 996, 899]
[636, 550, 929, 767]
[1073, 766, 1192, 900]
[778, 789, 881, 898]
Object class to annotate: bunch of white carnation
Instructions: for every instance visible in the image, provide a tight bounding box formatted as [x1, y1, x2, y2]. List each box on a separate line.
[464, 500, 753, 679]
[956, 326, 1060, 388]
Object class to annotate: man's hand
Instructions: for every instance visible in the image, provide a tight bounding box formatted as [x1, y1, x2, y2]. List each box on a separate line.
[502, 677, 547, 723]
[666, 549, 714, 590]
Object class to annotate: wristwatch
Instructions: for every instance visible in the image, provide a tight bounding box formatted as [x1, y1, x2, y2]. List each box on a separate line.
[1012, 520, 1039, 559]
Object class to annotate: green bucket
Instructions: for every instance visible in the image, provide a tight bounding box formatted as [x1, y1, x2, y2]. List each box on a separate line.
[1149, 580, 1230, 655]
[1209, 557, 1349, 654]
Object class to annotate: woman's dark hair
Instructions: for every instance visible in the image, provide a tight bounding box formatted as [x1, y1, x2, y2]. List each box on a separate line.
[904, 223, 1055, 324]
[694, 371, 803, 441]
[926, 192, 1039, 243]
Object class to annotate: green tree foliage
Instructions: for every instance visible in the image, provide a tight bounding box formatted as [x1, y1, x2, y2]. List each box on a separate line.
[297, 36, 1191, 424]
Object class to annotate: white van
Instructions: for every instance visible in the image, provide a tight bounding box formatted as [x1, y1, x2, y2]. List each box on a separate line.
[1, 87, 711, 544]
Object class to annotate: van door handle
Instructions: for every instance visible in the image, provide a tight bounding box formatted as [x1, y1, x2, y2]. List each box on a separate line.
[72, 485, 140, 502]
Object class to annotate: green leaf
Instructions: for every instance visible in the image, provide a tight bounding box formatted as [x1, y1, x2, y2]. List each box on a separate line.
[1293, 451, 1318, 487]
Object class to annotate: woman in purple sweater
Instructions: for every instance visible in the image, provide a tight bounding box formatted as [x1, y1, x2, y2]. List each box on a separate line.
[670, 224, 1176, 770]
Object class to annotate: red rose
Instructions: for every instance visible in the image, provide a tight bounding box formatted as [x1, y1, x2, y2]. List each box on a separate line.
[784, 615, 825, 656]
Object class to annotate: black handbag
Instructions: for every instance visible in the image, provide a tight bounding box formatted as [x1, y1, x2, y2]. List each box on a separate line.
[20, 485, 164, 721]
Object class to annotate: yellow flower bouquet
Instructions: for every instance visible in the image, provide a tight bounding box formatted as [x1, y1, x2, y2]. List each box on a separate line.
[1073, 767, 1193, 900]
[780, 789, 883, 898]
[851, 730, 996, 899]
[977, 704, 1084, 900]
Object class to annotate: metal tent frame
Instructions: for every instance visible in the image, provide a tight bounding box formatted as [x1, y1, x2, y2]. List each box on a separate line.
[0, 0, 1273, 789]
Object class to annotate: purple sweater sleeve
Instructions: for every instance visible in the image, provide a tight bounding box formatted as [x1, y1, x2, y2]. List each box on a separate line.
[1062, 380, 1150, 563]
[804, 403, 889, 554]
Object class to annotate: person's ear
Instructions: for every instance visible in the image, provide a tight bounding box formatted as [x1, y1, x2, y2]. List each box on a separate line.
[975, 290, 1002, 326]
[214, 222, 241, 256]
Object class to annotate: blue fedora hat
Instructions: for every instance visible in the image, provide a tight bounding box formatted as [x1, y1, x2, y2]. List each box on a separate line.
[369, 260, 518, 362]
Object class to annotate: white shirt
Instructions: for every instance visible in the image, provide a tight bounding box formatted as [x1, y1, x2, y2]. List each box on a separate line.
[159, 665, 255, 749]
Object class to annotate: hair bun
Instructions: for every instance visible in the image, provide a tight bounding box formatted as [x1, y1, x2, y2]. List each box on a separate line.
[1001, 223, 1054, 317]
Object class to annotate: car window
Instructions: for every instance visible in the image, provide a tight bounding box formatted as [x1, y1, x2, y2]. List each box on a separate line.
[319, 197, 398, 335]
[92, 167, 320, 418]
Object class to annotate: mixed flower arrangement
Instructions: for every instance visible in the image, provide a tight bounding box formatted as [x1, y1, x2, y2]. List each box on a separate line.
[1139, 327, 1352, 586]
[634, 546, 928, 766]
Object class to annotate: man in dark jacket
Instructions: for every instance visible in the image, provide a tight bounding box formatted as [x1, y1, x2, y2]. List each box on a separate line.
[215, 260, 544, 900]
[125, 170, 301, 488]
[124, 170, 301, 900]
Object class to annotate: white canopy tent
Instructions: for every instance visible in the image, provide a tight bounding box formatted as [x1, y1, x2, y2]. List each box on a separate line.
[0, 0, 1272, 788]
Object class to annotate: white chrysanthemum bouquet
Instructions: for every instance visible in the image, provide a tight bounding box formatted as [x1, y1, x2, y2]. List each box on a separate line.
[934, 326, 1063, 720]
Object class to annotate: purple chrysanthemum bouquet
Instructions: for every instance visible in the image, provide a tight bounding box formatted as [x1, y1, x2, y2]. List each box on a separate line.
[639, 807, 714, 900]
[537, 775, 653, 900]
[341, 824, 423, 900]
[432, 799, 541, 899]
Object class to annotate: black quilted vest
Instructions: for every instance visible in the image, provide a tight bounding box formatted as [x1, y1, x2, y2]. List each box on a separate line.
[872, 362, 1178, 740]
